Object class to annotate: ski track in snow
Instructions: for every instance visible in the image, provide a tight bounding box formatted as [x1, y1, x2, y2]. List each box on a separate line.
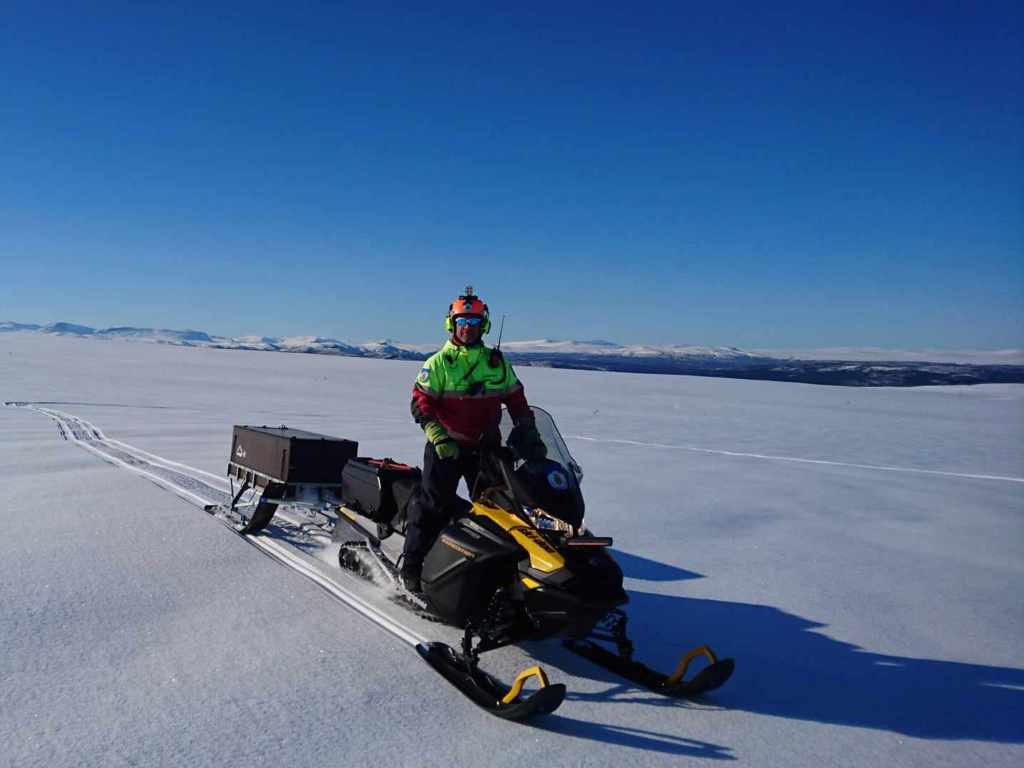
[565, 435, 1024, 484]
[7, 402, 428, 648]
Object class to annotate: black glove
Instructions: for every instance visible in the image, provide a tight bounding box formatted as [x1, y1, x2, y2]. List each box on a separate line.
[508, 422, 547, 461]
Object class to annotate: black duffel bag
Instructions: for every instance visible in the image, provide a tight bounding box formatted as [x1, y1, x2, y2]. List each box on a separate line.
[341, 457, 421, 527]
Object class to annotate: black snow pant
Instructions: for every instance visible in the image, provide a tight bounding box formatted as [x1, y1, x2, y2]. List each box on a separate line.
[401, 442, 480, 572]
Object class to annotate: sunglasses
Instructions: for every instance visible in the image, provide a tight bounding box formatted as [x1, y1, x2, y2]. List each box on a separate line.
[454, 316, 482, 327]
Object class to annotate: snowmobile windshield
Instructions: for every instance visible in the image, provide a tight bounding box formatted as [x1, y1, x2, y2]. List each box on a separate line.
[499, 406, 585, 529]
[500, 406, 583, 485]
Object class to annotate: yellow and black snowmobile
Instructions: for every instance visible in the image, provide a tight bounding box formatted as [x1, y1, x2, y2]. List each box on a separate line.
[332, 406, 735, 720]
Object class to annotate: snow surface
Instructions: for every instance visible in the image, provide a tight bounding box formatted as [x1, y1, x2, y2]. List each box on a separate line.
[2, 333, 1022, 767]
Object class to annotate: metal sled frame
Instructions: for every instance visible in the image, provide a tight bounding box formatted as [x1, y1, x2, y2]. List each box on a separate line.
[205, 472, 345, 535]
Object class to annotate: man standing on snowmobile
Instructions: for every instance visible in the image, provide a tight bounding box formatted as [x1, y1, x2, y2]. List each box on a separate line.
[401, 286, 545, 593]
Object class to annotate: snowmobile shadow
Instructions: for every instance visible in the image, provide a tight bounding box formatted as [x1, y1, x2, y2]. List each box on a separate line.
[611, 549, 703, 582]
[535, 590, 1024, 743]
[535, 715, 734, 759]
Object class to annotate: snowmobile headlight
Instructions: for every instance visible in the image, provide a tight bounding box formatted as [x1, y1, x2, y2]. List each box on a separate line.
[524, 506, 575, 536]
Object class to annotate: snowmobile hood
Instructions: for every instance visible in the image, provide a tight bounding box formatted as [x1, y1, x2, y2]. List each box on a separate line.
[470, 500, 566, 574]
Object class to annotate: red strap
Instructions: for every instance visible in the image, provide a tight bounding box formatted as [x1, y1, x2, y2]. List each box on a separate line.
[365, 458, 413, 471]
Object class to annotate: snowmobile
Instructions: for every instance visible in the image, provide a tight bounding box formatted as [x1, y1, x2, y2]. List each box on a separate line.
[331, 406, 735, 720]
[209, 407, 733, 720]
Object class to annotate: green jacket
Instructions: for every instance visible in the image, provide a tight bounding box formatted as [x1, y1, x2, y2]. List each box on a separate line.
[411, 341, 531, 446]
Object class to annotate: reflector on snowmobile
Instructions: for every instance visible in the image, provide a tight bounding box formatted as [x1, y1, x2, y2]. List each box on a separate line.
[564, 536, 613, 548]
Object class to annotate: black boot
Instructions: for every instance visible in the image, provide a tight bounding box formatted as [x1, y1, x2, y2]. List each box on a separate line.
[401, 562, 422, 594]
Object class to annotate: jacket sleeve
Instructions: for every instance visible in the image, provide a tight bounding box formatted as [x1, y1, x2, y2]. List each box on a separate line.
[410, 358, 443, 426]
[499, 359, 532, 425]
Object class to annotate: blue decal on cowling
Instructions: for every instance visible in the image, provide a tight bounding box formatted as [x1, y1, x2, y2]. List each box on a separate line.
[547, 470, 569, 490]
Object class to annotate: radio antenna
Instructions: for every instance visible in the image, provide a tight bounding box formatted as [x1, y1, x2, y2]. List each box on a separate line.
[496, 314, 506, 351]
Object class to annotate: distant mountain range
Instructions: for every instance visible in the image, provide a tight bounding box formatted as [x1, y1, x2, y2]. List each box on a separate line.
[3, 321, 1022, 387]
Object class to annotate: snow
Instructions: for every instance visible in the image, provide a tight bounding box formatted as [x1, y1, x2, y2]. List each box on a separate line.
[2, 332, 1022, 767]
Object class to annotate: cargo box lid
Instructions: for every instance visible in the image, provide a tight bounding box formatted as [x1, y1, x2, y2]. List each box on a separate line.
[236, 425, 343, 441]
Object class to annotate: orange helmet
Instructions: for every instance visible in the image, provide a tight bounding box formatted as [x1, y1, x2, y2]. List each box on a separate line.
[445, 285, 491, 334]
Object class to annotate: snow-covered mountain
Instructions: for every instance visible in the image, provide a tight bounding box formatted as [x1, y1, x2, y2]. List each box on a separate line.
[752, 346, 1024, 366]
[99, 326, 214, 343]
[272, 336, 365, 355]
[0, 321, 772, 365]
[502, 339, 764, 362]
[43, 321, 96, 335]
[3, 321, 1022, 386]
[0, 322, 421, 359]
[359, 339, 427, 358]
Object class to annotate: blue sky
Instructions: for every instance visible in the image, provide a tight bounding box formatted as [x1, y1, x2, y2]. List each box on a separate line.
[1, 1, 1021, 348]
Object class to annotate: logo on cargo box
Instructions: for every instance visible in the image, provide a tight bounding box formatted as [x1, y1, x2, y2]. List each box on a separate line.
[235, 444, 247, 459]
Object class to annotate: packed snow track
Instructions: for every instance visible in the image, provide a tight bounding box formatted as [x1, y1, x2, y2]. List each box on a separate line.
[5, 402, 427, 648]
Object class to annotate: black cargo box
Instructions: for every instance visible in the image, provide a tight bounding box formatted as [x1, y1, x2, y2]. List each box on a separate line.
[229, 425, 358, 487]
[341, 458, 421, 525]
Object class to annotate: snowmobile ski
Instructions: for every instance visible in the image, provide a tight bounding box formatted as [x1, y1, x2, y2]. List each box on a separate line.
[562, 607, 733, 697]
[416, 641, 566, 721]
[564, 638, 734, 698]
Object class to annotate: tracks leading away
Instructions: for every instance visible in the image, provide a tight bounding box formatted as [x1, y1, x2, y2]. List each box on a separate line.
[4, 402, 427, 647]
[565, 434, 1024, 484]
